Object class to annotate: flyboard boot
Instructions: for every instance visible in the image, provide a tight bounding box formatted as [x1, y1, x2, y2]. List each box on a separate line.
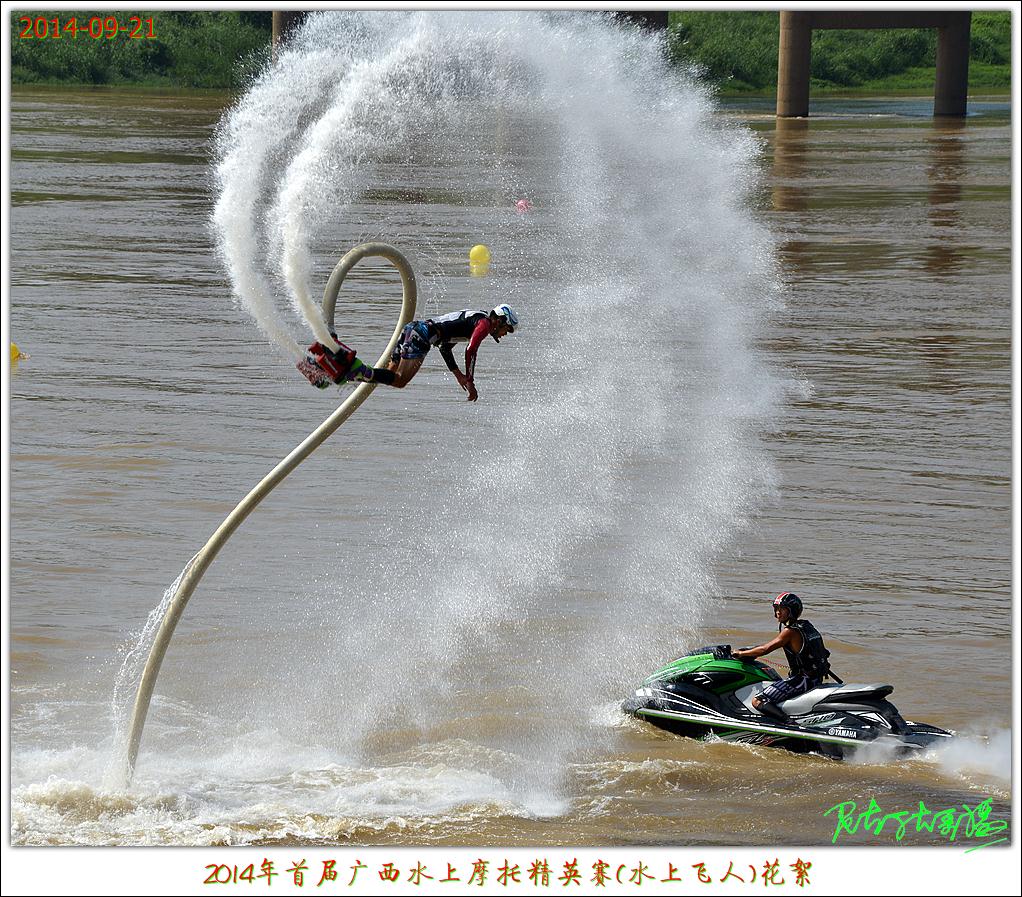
[296, 336, 373, 389]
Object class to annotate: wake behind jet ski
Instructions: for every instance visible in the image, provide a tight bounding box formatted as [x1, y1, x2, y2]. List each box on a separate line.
[623, 592, 952, 759]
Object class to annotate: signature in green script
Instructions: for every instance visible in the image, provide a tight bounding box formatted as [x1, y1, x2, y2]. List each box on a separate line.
[824, 797, 1008, 851]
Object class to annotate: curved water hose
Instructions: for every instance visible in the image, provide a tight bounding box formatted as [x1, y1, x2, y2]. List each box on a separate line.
[123, 242, 417, 782]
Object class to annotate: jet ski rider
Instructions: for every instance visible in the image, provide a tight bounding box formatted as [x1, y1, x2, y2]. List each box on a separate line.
[343, 304, 519, 401]
[732, 592, 832, 724]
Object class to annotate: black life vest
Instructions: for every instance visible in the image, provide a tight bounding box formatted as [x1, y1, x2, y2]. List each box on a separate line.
[781, 618, 831, 680]
[427, 309, 490, 346]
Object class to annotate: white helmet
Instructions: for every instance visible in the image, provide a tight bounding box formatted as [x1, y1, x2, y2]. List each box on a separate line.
[491, 304, 519, 332]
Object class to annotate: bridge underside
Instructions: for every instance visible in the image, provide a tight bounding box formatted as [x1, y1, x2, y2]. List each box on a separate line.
[778, 11, 972, 118]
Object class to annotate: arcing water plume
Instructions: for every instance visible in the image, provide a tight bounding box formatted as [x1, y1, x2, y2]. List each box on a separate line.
[208, 10, 783, 803]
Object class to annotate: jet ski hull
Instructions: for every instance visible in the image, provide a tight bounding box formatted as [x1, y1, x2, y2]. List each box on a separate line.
[623, 647, 954, 760]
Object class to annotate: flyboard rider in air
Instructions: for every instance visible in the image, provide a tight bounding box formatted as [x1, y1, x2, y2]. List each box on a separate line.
[298, 304, 519, 402]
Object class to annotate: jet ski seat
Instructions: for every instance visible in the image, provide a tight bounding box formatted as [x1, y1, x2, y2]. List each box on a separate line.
[779, 683, 894, 716]
[735, 682, 894, 716]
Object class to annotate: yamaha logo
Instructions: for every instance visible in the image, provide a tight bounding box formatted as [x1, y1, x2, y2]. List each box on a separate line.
[828, 727, 858, 738]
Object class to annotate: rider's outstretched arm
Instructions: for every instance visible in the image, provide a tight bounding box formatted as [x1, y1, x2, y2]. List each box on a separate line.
[439, 343, 465, 380]
[464, 318, 491, 382]
[734, 630, 791, 660]
[439, 343, 473, 400]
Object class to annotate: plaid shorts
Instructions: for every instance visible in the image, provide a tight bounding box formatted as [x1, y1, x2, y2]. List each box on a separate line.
[391, 321, 433, 362]
[759, 674, 820, 706]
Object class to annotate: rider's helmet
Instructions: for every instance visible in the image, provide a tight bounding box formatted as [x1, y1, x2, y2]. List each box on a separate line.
[772, 592, 803, 618]
[491, 304, 519, 333]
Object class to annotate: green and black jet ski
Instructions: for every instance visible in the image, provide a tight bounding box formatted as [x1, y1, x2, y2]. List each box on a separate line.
[622, 645, 953, 760]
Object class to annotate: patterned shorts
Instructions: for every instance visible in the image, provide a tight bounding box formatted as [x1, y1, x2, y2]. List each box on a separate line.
[759, 675, 820, 706]
[391, 321, 433, 362]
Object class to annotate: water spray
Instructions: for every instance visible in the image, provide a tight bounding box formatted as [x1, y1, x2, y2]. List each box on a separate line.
[122, 242, 417, 783]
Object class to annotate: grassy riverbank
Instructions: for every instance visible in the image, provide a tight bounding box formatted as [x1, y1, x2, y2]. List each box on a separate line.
[9, 9, 1013, 93]
[10, 10, 271, 88]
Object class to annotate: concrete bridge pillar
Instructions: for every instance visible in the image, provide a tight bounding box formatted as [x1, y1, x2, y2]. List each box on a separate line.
[934, 16, 972, 116]
[776, 12, 813, 118]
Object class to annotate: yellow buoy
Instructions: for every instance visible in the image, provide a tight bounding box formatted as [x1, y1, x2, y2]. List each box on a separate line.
[468, 244, 491, 266]
[11, 342, 22, 362]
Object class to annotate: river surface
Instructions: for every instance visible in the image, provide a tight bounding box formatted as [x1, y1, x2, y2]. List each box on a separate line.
[7, 81, 1013, 853]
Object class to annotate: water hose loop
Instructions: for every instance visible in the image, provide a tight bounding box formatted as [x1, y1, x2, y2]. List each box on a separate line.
[123, 242, 417, 782]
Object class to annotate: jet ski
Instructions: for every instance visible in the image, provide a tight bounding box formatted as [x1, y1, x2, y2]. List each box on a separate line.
[622, 645, 953, 759]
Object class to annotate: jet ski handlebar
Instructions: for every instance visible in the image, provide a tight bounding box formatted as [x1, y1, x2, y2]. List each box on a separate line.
[684, 644, 734, 660]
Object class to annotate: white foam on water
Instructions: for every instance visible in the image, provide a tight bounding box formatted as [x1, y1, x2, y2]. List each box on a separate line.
[842, 725, 1011, 800]
[11, 731, 541, 846]
[925, 726, 1012, 795]
[845, 737, 910, 768]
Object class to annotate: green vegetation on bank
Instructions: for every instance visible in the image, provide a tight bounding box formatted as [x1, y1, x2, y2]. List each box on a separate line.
[9, 9, 1013, 93]
[667, 10, 1011, 93]
[10, 10, 271, 88]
